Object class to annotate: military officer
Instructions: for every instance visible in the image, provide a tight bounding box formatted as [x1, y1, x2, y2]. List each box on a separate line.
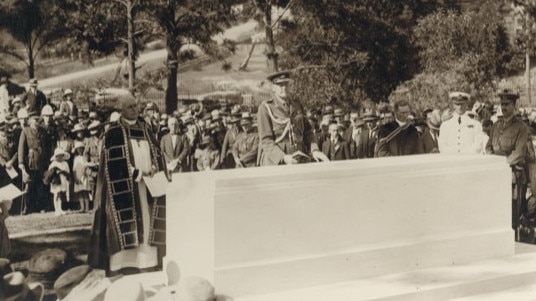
[486, 90, 530, 231]
[486, 90, 529, 166]
[232, 112, 259, 168]
[438, 92, 484, 154]
[257, 71, 329, 165]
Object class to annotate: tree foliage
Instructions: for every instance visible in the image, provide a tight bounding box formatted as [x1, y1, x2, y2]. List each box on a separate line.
[143, 0, 238, 113]
[0, 0, 69, 79]
[277, 0, 453, 109]
[57, 0, 128, 62]
[405, 1, 518, 108]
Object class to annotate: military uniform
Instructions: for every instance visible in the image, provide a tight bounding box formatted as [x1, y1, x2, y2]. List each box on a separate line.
[232, 129, 259, 167]
[257, 97, 316, 166]
[485, 116, 529, 165]
[486, 90, 530, 234]
[439, 113, 483, 154]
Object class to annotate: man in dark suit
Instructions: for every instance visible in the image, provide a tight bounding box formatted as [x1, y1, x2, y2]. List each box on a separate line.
[322, 123, 350, 161]
[22, 79, 47, 115]
[356, 111, 379, 159]
[376, 99, 424, 157]
[160, 117, 190, 173]
[343, 112, 364, 159]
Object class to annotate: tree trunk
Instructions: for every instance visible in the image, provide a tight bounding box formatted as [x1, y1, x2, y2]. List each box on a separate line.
[127, 0, 136, 94]
[239, 42, 256, 71]
[527, 51, 531, 106]
[263, 5, 278, 73]
[166, 37, 179, 114]
[28, 44, 35, 79]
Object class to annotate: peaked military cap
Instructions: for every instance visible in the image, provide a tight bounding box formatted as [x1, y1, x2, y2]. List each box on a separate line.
[498, 89, 520, 103]
[449, 92, 471, 104]
[267, 71, 292, 85]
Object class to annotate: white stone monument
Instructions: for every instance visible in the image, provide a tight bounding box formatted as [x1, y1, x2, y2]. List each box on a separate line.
[166, 154, 515, 299]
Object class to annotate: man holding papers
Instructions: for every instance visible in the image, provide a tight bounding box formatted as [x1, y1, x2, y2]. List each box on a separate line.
[88, 94, 170, 276]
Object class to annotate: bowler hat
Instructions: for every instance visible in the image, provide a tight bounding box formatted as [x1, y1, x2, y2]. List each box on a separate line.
[362, 111, 379, 121]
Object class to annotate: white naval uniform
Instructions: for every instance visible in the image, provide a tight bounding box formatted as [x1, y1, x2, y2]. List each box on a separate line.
[438, 113, 484, 154]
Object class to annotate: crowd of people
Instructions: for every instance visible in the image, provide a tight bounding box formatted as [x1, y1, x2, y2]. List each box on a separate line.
[2, 74, 536, 218]
[2, 70, 536, 299]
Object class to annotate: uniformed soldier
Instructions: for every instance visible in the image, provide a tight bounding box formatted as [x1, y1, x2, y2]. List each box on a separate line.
[485, 90, 530, 232]
[257, 71, 329, 165]
[232, 112, 259, 168]
[438, 92, 484, 154]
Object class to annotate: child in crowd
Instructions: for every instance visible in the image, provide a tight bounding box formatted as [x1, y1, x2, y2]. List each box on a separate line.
[48, 148, 71, 216]
[72, 141, 91, 213]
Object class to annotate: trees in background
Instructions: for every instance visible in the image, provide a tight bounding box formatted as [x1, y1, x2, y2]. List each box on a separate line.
[0, 0, 68, 78]
[403, 1, 517, 109]
[277, 0, 455, 109]
[143, 0, 238, 113]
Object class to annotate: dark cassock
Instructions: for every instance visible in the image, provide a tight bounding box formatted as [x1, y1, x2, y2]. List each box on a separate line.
[88, 116, 170, 276]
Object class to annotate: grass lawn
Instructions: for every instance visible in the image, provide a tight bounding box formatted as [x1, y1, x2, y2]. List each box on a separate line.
[179, 43, 270, 94]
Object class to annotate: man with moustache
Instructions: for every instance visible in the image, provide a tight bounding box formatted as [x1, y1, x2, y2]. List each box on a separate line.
[257, 71, 329, 165]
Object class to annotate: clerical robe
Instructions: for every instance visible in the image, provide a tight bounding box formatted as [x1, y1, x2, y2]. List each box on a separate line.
[88, 117, 170, 276]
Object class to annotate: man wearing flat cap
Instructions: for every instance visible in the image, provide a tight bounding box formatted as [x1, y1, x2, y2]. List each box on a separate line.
[257, 71, 329, 165]
[438, 92, 484, 154]
[486, 90, 530, 231]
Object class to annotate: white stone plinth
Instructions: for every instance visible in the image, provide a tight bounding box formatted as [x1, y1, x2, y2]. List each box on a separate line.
[166, 154, 514, 298]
